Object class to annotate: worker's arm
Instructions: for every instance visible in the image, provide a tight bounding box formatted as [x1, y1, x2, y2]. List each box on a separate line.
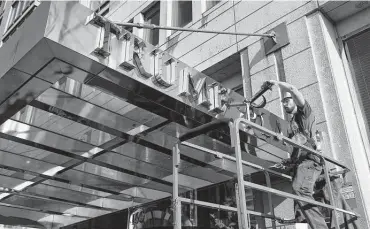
[267, 80, 305, 107]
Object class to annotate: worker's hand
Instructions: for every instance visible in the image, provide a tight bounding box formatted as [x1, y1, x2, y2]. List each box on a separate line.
[267, 80, 279, 87]
[274, 133, 284, 142]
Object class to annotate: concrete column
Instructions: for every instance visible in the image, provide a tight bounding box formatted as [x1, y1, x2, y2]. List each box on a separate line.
[192, 0, 203, 24]
[158, 0, 167, 46]
[306, 11, 370, 227]
[166, 0, 174, 38]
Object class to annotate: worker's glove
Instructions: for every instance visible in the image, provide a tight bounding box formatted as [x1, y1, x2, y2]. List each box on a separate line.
[265, 80, 278, 88]
[274, 133, 284, 141]
[270, 162, 287, 170]
[270, 158, 294, 172]
[277, 218, 297, 224]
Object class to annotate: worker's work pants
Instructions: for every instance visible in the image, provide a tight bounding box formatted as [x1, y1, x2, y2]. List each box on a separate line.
[292, 159, 328, 229]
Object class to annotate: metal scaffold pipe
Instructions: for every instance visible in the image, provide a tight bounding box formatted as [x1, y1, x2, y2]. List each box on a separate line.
[114, 22, 276, 38]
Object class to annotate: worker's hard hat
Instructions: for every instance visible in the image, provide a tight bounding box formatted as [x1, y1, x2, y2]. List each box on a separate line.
[281, 92, 292, 103]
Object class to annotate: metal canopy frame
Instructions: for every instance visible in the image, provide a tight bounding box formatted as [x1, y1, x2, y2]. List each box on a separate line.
[0, 67, 279, 226]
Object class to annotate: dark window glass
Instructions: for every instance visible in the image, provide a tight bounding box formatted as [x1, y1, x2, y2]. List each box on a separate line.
[346, 29, 370, 146]
[3, 1, 36, 43]
[173, 1, 192, 28]
[205, 0, 220, 11]
[144, 2, 160, 46]
[94, 0, 110, 17]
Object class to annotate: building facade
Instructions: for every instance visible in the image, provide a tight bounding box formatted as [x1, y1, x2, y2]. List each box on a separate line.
[0, 0, 369, 228]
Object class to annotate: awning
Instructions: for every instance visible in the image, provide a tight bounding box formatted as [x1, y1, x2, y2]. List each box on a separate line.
[0, 1, 289, 227]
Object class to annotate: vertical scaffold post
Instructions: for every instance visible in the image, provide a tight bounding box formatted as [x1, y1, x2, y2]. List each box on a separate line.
[323, 160, 340, 229]
[173, 142, 181, 229]
[230, 120, 250, 229]
[235, 184, 243, 228]
[264, 171, 276, 229]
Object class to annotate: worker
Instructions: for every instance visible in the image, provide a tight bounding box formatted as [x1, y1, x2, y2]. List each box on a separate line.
[267, 80, 328, 229]
[210, 196, 237, 229]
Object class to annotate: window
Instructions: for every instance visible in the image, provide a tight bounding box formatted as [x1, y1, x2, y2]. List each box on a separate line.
[201, 53, 245, 96]
[346, 29, 370, 148]
[234, 85, 244, 96]
[143, 2, 160, 46]
[7, 0, 33, 28]
[0, 1, 5, 16]
[172, 0, 192, 28]
[8, 1, 20, 28]
[93, 0, 110, 17]
[3, 0, 39, 42]
[203, 0, 220, 12]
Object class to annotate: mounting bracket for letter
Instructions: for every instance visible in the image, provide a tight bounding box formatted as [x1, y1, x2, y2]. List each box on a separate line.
[263, 22, 290, 56]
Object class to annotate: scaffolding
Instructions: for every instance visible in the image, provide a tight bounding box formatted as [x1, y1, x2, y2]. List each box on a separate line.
[172, 117, 360, 229]
[87, 12, 360, 228]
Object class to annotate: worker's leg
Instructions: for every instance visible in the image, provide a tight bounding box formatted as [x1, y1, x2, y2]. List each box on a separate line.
[292, 160, 328, 229]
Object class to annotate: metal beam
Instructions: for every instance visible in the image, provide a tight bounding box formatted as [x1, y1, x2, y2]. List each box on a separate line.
[30, 98, 208, 168]
[0, 170, 137, 213]
[0, 146, 170, 197]
[0, 164, 114, 197]
[89, 13, 275, 38]
[7, 116, 174, 178]
[78, 73, 230, 142]
[242, 180, 358, 217]
[115, 22, 275, 38]
[240, 119, 350, 169]
[182, 141, 292, 181]
[34, 85, 278, 174]
[5, 188, 116, 212]
[0, 163, 140, 203]
[0, 202, 89, 219]
[30, 87, 294, 185]
[29, 99, 241, 184]
[0, 132, 173, 186]
[80, 70, 281, 159]
[3, 118, 203, 190]
[0, 147, 175, 202]
[30, 96, 233, 174]
[2, 147, 173, 200]
[0, 152, 126, 197]
[179, 197, 280, 221]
